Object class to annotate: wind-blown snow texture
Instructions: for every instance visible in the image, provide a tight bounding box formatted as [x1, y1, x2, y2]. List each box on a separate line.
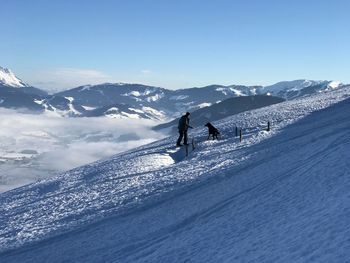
[1, 86, 350, 262]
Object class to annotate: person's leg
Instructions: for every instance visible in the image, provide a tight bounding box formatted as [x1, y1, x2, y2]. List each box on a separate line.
[184, 130, 188, 145]
[177, 130, 184, 146]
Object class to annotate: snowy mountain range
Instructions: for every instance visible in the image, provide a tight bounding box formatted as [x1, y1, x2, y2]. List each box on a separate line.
[1, 84, 350, 262]
[0, 67, 47, 97]
[0, 66, 345, 120]
[261, 79, 342, 99]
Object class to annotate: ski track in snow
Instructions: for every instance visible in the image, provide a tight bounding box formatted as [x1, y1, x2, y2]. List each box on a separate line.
[1, 87, 350, 262]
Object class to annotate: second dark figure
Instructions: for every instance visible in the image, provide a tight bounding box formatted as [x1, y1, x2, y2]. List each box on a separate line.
[205, 122, 220, 140]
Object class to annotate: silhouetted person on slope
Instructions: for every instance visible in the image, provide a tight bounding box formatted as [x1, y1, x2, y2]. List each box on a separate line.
[176, 112, 192, 146]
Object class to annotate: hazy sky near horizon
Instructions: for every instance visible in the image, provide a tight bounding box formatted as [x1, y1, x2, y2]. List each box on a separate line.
[2, 0, 350, 91]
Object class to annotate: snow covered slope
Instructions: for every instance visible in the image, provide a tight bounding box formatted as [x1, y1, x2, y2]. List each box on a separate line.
[260, 79, 342, 99]
[0, 67, 27, 88]
[263, 79, 325, 93]
[1, 86, 350, 262]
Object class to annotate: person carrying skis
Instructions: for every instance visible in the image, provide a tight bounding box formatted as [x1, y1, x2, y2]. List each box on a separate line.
[176, 112, 192, 146]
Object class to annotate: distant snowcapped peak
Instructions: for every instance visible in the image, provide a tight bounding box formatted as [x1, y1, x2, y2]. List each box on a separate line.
[327, 81, 342, 89]
[0, 66, 27, 88]
[262, 79, 328, 93]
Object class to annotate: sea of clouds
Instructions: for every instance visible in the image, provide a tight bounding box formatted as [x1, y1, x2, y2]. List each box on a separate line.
[0, 108, 165, 192]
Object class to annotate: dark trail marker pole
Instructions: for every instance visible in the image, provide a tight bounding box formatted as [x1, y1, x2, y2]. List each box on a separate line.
[240, 129, 243, 142]
[235, 126, 238, 137]
[192, 138, 195, 151]
[185, 144, 189, 157]
[267, 121, 271, 132]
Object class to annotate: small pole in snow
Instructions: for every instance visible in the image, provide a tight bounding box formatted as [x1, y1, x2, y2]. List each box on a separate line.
[235, 126, 238, 137]
[267, 121, 271, 132]
[192, 138, 195, 150]
[240, 129, 243, 142]
[185, 144, 189, 157]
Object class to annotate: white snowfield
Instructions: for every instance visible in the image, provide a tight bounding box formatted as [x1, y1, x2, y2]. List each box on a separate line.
[1, 86, 350, 262]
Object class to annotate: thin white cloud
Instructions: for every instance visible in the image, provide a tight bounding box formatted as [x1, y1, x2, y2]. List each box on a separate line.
[141, 69, 152, 75]
[31, 68, 117, 93]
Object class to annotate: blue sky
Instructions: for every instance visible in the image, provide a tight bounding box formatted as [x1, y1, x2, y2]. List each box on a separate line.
[2, 0, 350, 91]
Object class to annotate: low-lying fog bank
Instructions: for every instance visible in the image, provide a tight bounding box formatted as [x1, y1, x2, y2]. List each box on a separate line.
[0, 109, 165, 192]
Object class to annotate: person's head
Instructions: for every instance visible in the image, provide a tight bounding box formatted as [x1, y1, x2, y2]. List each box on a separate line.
[185, 112, 190, 116]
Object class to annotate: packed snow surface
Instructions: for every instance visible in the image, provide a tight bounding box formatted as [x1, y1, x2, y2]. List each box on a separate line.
[1, 86, 350, 262]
